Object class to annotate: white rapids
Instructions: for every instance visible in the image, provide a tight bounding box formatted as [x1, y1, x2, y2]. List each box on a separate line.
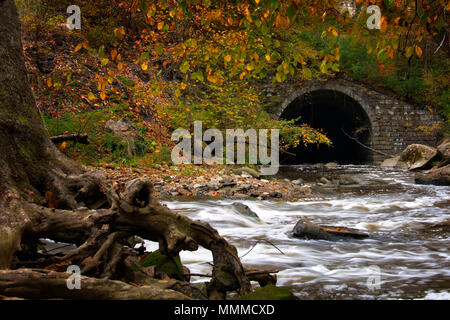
[144, 165, 450, 299]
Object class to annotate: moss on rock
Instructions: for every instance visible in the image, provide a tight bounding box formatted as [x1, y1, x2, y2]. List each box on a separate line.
[237, 285, 297, 300]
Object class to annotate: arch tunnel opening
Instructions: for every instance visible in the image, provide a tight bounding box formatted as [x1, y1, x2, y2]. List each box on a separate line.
[280, 89, 372, 164]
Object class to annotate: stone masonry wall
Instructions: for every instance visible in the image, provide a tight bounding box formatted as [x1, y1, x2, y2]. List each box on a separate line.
[270, 79, 442, 162]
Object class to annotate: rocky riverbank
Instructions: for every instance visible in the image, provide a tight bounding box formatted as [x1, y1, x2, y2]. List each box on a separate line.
[92, 163, 369, 201]
[91, 138, 450, 201]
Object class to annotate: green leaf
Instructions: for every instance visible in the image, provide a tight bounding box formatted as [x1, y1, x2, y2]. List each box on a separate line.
[179, 60, 190, 74]
[302, 67, 312, 79]
[286, 6, 297, 20]
[405, 46, 414, 58]
[191, 71, 204, 82]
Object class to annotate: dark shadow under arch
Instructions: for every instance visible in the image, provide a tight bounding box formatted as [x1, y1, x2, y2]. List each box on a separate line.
[280, 89, 372, 164]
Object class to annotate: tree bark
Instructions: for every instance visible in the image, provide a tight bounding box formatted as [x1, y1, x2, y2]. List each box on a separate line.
[0, 0, 250, 299]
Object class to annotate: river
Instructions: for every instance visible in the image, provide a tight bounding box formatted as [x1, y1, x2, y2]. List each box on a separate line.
[145, 165, 450, 300]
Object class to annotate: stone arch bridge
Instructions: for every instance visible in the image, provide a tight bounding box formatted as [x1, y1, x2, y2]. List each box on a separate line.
[269, 79, 441, 164]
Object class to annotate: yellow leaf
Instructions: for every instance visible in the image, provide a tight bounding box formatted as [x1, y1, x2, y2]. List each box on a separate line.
[87, 92, 97, 101]
[415, 45, 423, 58]
[180, 83, 186, 90]
[265, 54, 271, 62]
[405, 46, 414, 58]
[224, 54, 232, 63]
[157, 22, 164, 30]
[46, 78, 52, 88]
[331, 28, 338, 37]
[100, 91, 106, 100]
[141, 62, 148, 71]
[118, 62, 123, 70]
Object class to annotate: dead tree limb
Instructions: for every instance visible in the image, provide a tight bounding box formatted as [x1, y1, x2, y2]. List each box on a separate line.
[50, 134, 89, 145]
[341, 127, 394, 158]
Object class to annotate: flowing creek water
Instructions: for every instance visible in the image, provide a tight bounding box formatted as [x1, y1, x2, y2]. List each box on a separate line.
[145, 165, 450, 300]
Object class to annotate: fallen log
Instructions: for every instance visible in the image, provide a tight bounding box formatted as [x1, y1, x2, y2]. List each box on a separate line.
[50, 133, 89, 145]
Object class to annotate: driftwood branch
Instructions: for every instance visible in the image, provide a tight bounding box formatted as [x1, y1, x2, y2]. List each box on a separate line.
[184, 269, 279, 278]
[341, 127, 394, 158]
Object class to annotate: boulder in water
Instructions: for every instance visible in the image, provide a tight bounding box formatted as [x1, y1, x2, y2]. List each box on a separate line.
[415, 164, 450, 186]
[325, 162, 339, 168]
[380, 155, 408, 168]
[292, 221, 334, 240]
[338, 174, 359, 185]
[292, 220, 369, 240]
[399, 144, 438, 170]
[437, 138, 450, 163]
[318, 177, 332, 185]
[231, 202, 261, 221]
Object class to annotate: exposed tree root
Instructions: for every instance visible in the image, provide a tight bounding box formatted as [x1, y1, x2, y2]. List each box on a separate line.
[3, 173, 251, 299]
[0, 268, 190, 300]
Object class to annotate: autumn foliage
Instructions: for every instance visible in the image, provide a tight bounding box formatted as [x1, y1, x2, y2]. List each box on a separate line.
[17, 0, 449, 165]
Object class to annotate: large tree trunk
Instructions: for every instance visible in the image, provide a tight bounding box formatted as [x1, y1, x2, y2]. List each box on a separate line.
[0, 0, 250, 299]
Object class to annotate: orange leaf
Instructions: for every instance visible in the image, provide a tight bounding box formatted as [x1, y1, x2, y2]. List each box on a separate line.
[59, 141, 67, 151]
[111, 49, 118, 60]
[74, 43, 83, 52]
[415, 45, 423, 58]
[45, 191, 53, 202]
